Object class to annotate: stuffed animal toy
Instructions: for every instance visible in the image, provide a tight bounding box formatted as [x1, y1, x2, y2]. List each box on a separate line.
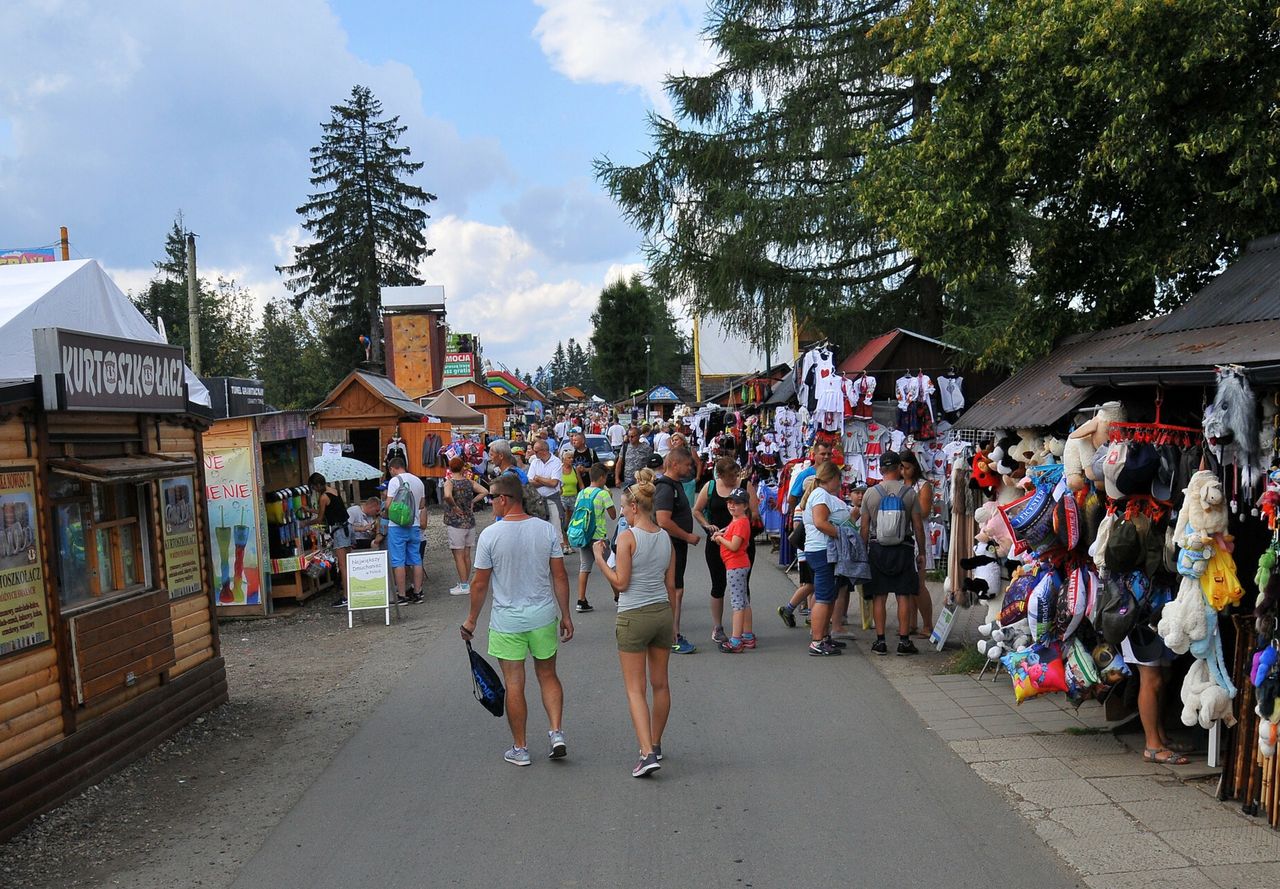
[1072, 401, 1126, 450]
[960, 540, 1003, 603]
[977, 618, 1031, 661]
[1063, 437, 1093, 492]
[1012, 428, 1045, 466]
[1173, 471, 1229, 577]
[1204, 366, 1261, 498]
[1158, 575, 1210, 654]
[971, 448, 1000, 493]
[979, 502, 1015, 558]
[1045, 435, 1065, 462]
[990, 431, 1019, 477]
[1180, 658, 1238, 729]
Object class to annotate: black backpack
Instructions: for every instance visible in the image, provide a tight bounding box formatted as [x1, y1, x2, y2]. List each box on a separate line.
[466, 640, 505, 717]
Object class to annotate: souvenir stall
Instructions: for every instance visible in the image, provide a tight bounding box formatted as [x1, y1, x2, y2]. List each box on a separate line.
[950, 233, 1280, 827]
[400, 389, 487, 505]
[201, 406, 316, 613]
[0, 259, 226, 838]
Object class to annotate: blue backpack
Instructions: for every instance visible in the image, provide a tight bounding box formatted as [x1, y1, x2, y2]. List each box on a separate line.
[567, 488, 604, 548]
[466, 640, 505, 717]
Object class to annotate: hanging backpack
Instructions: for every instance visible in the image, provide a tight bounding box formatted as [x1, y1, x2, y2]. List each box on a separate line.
[567, 488, 604, 549]
[873, 482, 909, 546]
[387, 476, 417, 527]
[503, 467, 550, 520]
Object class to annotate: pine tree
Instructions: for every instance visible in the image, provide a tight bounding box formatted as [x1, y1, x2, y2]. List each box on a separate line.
[255, 298, 337, 409]
[279, 85, 436, 371]
[549, 341, 568, 391]
[588, 275, 686, 399]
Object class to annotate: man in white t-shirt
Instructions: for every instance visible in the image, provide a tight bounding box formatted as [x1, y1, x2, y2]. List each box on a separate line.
[654, 423, 672, 458]
[607, 419, 626, 449]
[526, 439, 565, 536]
[554, 417, 568, 441]
[462, 472, 573, 767]
[384, 457, 427, 604]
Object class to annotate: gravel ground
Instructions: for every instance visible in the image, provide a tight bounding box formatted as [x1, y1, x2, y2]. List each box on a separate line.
[1, 516, 470, 889]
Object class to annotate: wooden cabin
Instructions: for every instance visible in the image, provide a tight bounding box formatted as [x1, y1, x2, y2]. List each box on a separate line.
[423, 379, 512, 437]
[0, 330, 225, 840]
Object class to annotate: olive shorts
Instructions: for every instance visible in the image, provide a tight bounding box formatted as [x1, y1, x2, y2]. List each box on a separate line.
[615, 602, 674, 653]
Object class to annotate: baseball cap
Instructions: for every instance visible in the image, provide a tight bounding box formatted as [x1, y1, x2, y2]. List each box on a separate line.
[1101, 441, 1129, 499]
[880, 450, 902, 469]
[1150, 444, 1179, 501]
[376, 482, 388, 491]
[727, 488, 749, 504]
[1115, 443, 1160, 498]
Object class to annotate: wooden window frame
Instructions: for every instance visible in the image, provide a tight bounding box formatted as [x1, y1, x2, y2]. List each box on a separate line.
[54, 479, 154, 610]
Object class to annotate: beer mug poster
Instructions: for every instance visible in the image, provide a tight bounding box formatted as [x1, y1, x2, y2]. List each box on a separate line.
[160, 476, 202, 599]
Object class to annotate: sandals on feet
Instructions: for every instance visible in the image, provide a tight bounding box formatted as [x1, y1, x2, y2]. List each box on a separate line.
[1143, 747, 1191, 765]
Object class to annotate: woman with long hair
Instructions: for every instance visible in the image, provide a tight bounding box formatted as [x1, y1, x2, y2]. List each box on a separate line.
[899, 450, 934, 638]
[443, 456, 487, 596]
[594, 468, 675, 778]
[693, 457, 759, 645]
[309, 472, 350, 605]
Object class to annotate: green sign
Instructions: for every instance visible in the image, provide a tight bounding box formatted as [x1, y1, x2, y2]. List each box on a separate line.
[346, 550, 390, 615]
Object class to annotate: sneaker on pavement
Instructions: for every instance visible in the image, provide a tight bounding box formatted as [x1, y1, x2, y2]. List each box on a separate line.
[808, 640, 841, 656]
[410, 591, 425, 604]
[652, 743, 663, 761]
[798, 606, 811, 617]
[632, 752, 661, 778]
[548, 730, 567, 759]
[871, 639, 888, 655]
[741, 633, 757, 649]
[576, 600, 593, 613]
[395, 595, 411, 606]
[777, 605, 796, 629]
[717, 638, 744, 653]
[504, 746, 532, 766]
[331, 598, 348, 609]
[823, 635, 848, 649]
[897, 638, 920, 656]
[671, 635, 696, 654]
[711, 626, 728, 644]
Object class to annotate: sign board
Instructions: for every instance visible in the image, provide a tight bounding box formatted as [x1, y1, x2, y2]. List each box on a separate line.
[0, 247, 55, 265]
[205, 447, 263, 607]
[205, 376, 266, 418]
[160, 475, 203, 599]
[321, 443, 343, 458]
[0, 468, 50, 658]
[33, 328, 187, 413]
[346, 550, 391, 627]
[443, 352, 475, 380]
[646, 385, 680, 403]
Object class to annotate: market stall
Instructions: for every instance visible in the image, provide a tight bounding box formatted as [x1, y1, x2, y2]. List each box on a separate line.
[949, 234, 1280, 826]
[0, 259, 224, 839]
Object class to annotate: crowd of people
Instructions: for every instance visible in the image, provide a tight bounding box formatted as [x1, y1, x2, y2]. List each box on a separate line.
[313, 405, 936, 777]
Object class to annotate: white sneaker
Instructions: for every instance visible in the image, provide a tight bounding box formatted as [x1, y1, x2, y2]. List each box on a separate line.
[449, 584, 468, 596]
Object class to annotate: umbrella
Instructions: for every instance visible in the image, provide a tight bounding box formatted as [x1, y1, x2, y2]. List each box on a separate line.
[312, 454, 382, 482]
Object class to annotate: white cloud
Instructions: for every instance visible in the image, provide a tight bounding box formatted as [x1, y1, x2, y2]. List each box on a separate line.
[532, 0, 716, 109]
[425, 215, 631, 372]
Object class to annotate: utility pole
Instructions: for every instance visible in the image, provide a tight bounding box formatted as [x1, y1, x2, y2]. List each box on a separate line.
[59, 227, 69, 261]
[186, 232, 201, 375]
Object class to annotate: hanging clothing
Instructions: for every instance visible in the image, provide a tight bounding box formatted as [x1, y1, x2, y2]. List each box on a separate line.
[421, 433, 444, 468]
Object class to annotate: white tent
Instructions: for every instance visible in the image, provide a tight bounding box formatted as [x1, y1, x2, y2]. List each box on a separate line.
[0, 259, 210, 406]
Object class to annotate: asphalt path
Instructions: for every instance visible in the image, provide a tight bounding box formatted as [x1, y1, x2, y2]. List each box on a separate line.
[231, 529, 1082, 889]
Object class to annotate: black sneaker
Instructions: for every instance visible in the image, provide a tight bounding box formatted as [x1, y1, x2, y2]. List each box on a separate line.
[331, 598, 348, 609]
[409, 591, 425, 604]
[808, 641, 841, 656]
[576, 600, 593, 613]
[823, 635, 848, 649]
[871, 639, 888, 656]
[897, 638, 919, 656]
[395, 595, 411, 606]
[777, 605, 796, 629]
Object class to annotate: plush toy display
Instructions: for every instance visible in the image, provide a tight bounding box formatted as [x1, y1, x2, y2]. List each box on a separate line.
[1172, 471, 1229, 576]
[960, 539, 1003, 603]
[1180, 658, 1238, 729]
[1158, 576, 1210, 654]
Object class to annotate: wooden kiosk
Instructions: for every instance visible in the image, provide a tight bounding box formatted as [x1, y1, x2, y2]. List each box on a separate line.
[0, 325, 225, 840]
[310, 371, 429, 497]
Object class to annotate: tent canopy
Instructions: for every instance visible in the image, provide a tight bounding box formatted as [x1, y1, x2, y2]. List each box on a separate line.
[419, 388, 485, 424]
[0, 259, 211, 406]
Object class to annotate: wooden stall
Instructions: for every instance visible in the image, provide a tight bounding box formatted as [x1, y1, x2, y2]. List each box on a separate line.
[0, 329, 225, 840]
[201, 403, 319, 613]
[421, 379, 511, 437]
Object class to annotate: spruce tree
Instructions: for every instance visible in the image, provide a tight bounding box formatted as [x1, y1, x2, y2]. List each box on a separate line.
[279, 85, 436, 370]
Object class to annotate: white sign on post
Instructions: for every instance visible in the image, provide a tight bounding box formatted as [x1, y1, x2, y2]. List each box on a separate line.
[322, 443, 343, 457]
[346, 550, 391, 627]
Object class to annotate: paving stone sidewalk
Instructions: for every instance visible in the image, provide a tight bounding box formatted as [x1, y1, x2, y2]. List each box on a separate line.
[849, 586, 1280, 889]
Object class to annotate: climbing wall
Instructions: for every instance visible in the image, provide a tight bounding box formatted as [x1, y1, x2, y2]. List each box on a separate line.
[387, 314, 435, 399]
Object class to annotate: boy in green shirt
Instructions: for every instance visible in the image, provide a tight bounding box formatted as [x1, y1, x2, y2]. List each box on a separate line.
[574, 463, 616, 613]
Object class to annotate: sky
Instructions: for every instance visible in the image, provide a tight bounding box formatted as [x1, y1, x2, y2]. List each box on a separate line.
[0, 0, 717, 375]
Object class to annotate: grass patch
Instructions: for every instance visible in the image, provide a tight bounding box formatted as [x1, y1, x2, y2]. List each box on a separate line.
[934, 646, 989, 675]
[925, 568, 947, 582]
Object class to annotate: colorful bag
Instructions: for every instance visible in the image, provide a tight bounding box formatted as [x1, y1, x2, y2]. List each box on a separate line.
[567, 488, 604, 549]
[1003, 642, 1069, 704]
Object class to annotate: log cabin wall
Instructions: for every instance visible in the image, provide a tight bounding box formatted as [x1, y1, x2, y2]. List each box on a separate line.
[0, 406, 227, 841]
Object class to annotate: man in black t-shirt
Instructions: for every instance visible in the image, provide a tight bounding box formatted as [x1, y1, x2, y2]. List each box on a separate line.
[569, 429, 597, 489]
[654, 446, 700, 654]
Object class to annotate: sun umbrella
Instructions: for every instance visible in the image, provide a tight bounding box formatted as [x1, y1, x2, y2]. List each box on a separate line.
[312, 453, 382, 482]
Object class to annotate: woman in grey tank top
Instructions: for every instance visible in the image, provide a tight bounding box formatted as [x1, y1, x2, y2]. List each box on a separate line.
[594, 469, 675, 777]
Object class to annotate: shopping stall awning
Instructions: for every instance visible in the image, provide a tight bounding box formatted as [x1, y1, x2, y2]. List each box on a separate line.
[50, 454, 195, 484]
[419, 389, 486, 424]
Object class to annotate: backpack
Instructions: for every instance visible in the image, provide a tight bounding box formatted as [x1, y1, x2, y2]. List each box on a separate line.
[503, 468, 550, 520]
[872, 482, 910, 545]
[567, 488, 604, 548]
[387, 476, 417, 527]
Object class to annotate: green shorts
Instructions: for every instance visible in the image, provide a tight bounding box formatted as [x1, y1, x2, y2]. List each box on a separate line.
[488, 620, 559, 661]
[615, 602, 674, 653]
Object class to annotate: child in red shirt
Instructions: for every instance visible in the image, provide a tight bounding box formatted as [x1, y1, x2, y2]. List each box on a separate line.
[711, 488, 754, 652]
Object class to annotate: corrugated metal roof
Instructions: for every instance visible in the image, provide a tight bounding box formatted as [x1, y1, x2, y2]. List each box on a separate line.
[356, 371, 427, 417]
[956, 317, 1161, 430]
[838, 330, 900, 373]
[1152, 234, 1280, 334]
[1078, 318, 1280, 370]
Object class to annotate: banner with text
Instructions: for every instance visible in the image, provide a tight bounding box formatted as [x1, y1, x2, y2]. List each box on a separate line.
[0, 247, 55, 265]
[161, 475, 203, 598]
[0, 468, 50, 658]
[204, 447, 262, 607]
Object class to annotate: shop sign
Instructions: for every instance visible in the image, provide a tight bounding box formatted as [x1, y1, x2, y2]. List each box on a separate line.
[346, 550, 391, 627]
[204, 447, 262, 607]
[0, 468, 50, 658]
[647, 385, 679, 402]
[33, 328, 187, 413]
[206, 376, 266, 418]
[160, 475, 202, 599]
[0, 247, 55, 265]
[443, 352, 474, 379]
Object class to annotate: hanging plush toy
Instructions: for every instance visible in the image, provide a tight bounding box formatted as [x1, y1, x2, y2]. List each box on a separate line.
[960, 539, 1003, 602]
[1203, 366, 1261, 506]
[1158, 575, 1210, 655]
[1180, 658, 1238, 729]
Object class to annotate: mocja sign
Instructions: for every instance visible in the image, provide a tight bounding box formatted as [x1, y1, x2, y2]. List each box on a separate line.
[33, 328, 188, 412]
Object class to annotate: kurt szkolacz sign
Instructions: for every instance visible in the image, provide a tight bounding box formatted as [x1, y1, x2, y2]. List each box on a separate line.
[33, 328, 187, 413]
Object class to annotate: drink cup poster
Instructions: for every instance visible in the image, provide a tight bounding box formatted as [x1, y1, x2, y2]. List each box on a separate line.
[0, 468, 50, 657]
[205, 448, 262, 606]
[160, 476, 202, 599]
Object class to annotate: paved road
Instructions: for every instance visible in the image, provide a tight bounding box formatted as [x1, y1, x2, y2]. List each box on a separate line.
[231, 533, 1082, 889]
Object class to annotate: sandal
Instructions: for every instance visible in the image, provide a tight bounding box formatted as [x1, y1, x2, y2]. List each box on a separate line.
[1142, 747, 1190, 765]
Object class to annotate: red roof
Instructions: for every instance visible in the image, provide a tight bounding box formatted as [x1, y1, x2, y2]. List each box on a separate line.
[837, 330, 901, 373]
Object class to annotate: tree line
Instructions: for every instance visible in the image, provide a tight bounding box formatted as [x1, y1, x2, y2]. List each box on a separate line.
[595, 0, 1280, 368]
